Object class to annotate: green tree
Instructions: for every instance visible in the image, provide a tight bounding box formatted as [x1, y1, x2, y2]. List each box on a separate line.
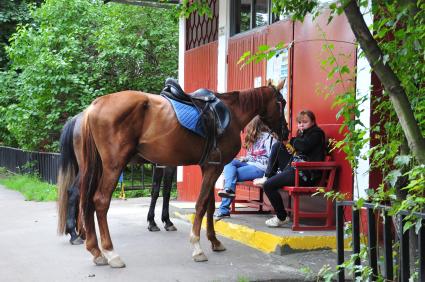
[0, 0, 42, 69]
[0, 0, 177, 151]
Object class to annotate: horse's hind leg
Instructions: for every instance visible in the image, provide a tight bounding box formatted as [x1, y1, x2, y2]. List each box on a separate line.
[84, 199, 107, 266]
[147, 165, 162, 232]
[206, 188, 225, 252]
[191, 165, 222, 262]
[66, 175, 84, 245]
[93, 167, 126, 268]
[162, 166, 177, 231]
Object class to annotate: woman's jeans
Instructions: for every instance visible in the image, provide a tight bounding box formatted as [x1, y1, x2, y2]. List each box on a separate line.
[217, 159, 264, 215]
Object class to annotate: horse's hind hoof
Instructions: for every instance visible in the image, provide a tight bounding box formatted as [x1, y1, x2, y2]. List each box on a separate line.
[164, 224, 177, 231]
[93, 255, 108, 266]
[70, 236, 84, 245]
[148, 225, 160, 232]
[192, 252, 208, 262]
[109, 256, 126, 268]
[212, 242, 226, 252]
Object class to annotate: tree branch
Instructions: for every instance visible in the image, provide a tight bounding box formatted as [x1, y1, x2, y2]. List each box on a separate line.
[343, 0, 425, 163]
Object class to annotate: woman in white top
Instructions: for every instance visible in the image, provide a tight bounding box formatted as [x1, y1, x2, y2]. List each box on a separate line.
[214, 116, 275, 220]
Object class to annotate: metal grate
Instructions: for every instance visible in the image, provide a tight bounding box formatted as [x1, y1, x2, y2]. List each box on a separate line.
[185, 0, 218, 50]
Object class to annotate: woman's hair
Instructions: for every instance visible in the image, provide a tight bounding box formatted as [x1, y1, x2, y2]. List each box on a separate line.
[296, 110, 316, 125]
[244, 116, 268, 149]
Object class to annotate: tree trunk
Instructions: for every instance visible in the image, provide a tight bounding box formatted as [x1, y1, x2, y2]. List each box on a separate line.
[343, 0, 425, 164]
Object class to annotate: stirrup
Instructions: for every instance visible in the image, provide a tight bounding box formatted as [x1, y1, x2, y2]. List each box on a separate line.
[208, 148, 222, 165]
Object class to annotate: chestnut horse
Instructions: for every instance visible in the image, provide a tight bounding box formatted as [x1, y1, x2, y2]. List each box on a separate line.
[57, 81, 288, 267]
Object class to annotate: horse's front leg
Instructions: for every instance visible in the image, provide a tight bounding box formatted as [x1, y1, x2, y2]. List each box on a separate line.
[206, 188, 226, 252]
[162, 166, 177, 231]
[147, 165, 162, 232]
[191, 165, 222, 262]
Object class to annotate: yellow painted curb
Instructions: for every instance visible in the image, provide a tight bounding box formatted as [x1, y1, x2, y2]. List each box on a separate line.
[174, 212, 350, 254]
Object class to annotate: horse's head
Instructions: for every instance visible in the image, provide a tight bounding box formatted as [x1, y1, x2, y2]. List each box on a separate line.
[259, 80, 289, 141]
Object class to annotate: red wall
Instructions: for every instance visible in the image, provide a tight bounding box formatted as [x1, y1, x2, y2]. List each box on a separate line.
[292, 13, 356, 201]
[178, 41, 218, 201]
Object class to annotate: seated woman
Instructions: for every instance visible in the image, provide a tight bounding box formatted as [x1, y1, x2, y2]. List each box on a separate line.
[214, 116, 276, 220]
[259, 110, 326, 227]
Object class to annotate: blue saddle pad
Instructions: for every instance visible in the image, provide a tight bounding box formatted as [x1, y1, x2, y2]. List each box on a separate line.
[164, 96, 205, 138]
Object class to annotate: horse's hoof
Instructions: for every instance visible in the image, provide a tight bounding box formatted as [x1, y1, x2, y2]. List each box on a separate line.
[108, 256, 126, 268]
[70, 236, 84, 245]
[212, 242, 226, 252]
[164, 224, 177, 231]
[148, 225, 160, 232]
[192, 252, 208, 262]
[93, 256, 108, 266]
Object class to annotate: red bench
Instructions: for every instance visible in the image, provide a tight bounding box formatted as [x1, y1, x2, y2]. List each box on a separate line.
[283, 156, 338, 231]
[230, 180, 270, 214]
[230, 156, 338, 230]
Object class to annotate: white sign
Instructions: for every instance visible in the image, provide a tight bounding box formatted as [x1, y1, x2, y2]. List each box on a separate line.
[266, 48, 289, 120]
[254, 76, 262, 88]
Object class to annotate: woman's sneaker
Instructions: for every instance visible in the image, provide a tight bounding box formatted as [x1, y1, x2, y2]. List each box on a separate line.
[253, 176, 268, 186]
[265, 216, 289, 227]
[218, 189, 235, 198]
[213, 211, 230, 221]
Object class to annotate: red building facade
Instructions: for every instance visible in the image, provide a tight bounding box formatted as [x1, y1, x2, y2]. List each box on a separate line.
[177, 1, 360, 208]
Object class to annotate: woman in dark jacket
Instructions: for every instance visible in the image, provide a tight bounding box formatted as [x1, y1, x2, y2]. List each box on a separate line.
[258, 110, 326, 227]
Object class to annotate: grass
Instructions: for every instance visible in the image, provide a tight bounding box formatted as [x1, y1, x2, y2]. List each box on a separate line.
[0, 167, 177, 202]
[0, 169, 57, 201]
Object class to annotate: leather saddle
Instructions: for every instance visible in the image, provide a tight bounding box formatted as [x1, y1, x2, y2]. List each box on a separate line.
[161, 78, 231, 165]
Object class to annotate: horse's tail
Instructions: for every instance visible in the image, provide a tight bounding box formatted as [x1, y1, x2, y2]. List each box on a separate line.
[80, 112, 103, 224]
[57, 116, 78, 235]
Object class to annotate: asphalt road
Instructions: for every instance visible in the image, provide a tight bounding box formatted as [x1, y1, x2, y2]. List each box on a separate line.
[0, 185, 309, 282]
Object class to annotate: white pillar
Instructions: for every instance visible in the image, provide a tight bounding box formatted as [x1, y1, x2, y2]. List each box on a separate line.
[217, 0, 230, 92]
[354, 1, 372, 199]
[177, 15, 186, 183]
[214, 0, 230, 189]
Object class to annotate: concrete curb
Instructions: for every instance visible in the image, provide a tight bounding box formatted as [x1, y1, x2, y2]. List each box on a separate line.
[174, 212, 348, 255]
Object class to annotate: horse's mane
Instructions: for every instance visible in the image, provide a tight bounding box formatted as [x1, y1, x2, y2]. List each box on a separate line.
[218, 87, 265, 113]
[238, 87, 265, 112]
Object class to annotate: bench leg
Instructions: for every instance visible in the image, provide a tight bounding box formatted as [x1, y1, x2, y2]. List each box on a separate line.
[325, 199, 333, 228]
[292, 194, 300, 230]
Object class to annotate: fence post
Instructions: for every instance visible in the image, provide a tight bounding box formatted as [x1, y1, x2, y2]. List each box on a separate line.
[352, 208, 360, 279]
[383, 210, 393, 280]
[336, 204, 345, 282]
[399, 214, 410, 281]
[367, 207, 378, 280]
[419, 219, 425, 282]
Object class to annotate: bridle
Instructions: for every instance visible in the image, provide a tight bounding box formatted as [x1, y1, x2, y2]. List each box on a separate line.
[264, 85, 288, 142]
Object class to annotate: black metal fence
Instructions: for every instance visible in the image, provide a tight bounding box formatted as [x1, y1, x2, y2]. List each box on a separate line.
[0, 146, 60, 184]
[0, 146, 174, 190]
[336, 201, 425, 281]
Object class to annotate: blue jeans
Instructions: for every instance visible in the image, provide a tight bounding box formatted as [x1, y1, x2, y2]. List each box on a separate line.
[217, 159, 264, 215]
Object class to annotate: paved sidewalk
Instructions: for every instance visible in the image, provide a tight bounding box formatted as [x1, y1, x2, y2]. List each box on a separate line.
[0, 185, 338, 281]
[0, 186, 305, 281]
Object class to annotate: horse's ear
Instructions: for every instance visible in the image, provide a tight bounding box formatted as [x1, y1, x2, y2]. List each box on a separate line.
[276, 78, 286, 91]
[267, 78, 273, 87]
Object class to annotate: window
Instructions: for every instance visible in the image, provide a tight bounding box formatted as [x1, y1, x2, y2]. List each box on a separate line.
[231, 0, 271, 36]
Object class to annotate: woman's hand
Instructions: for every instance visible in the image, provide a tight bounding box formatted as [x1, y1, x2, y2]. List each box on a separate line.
[237, 156, 247, 162]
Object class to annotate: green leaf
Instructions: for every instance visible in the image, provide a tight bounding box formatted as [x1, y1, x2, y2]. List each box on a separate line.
[394, 155, 411, 167]
[257, 44, 269, 52]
